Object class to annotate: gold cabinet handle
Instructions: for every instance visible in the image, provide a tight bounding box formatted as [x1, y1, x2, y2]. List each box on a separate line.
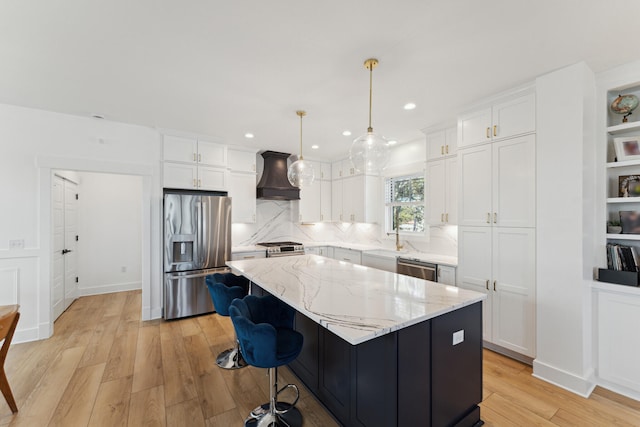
[192, 178, 197, 188]
[441, 213, 444, 222]
[494, 212, 497, 223]
[441, 145, 444, 155]
[198, 153, 202, 162]
[445, 144, 449, 154]
[485, 280, 489, 290]
[493, 280, 497, 291]
[193, 153, 197, 162]
[198, 179, 201, 188]
[493, 125, 498, 137]
[486, 212, 491, 223]
[486, 127, 490, 138]
[445, 213, 449, 222]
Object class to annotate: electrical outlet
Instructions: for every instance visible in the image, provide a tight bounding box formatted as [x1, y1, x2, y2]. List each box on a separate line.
[121, 266, 127, 273]
[9, 239, 24, 250]
[452, 329, 464, 346]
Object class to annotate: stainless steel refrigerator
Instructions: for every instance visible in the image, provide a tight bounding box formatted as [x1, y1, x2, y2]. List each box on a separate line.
[163, 190, 231, 319]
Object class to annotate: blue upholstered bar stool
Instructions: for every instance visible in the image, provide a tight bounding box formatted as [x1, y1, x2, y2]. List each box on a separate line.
[229, 295, 304, 427]
[205, 272, 250, 369]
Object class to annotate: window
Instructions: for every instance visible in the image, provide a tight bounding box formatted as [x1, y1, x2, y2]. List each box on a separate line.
[385, 173, 425, 234]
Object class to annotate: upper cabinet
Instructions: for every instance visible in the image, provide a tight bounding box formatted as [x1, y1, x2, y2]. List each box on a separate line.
[331, 158, 379, 223]
[228, 148, 258, 223]
[299, 160, 332, 223]
[425, 126, 457, 161]
[458, 92, 535, 149]
[163, 135, 228, 191]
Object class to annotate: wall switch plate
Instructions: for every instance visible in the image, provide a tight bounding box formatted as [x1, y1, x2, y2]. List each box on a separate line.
[452, 329, 464, 346]
[9, 239, 24, 250]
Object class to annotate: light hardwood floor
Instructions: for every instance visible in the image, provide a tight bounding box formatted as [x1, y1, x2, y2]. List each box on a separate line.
[1, 291, 639, 426]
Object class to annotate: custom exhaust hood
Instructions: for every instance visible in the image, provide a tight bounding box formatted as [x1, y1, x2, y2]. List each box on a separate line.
[256, 151, 300, 200]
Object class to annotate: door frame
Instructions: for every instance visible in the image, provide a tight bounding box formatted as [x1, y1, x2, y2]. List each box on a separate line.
[37, 155, 160, 339]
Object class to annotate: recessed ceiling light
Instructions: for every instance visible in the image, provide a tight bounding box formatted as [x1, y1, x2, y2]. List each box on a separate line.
[403, 103, 416, 110]
[388, 140, 398, 145]
[244, 133, 254, 139]
[311, 145, 319, 149]
[342, 130, 352, 136]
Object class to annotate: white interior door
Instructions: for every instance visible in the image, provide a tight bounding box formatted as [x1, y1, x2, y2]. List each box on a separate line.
[52, 176, 65, 319]
[64, 180, 78, 310]
[52, 175, 78, 320]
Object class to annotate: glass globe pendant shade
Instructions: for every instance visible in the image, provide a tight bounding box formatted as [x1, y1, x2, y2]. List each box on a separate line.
[287, 158, 315, 188]
[349, 131, 390, 174]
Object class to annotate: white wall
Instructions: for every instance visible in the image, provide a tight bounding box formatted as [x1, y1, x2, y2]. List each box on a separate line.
[76, 172, 143, 295]
[534, 62, 597, 396]
[0, 103, 162, 342]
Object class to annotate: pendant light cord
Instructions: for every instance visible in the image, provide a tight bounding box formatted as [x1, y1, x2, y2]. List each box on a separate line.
[368, 62, 373, 133]
[296, 110, 306, 160]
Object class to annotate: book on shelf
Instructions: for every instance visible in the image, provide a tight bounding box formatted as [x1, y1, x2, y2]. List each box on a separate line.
[606, 243, 640, 272]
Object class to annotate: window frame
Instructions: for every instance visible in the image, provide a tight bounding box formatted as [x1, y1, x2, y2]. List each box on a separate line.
[384, 172, 426, 236]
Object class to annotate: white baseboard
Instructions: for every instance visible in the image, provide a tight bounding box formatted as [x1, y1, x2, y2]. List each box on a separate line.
[13, 325, 44, 344]
[596, 378, 640, 402]
[533, 359, 596, 397]
[144, 305, 163, 321]
[78, 281, 141, 296]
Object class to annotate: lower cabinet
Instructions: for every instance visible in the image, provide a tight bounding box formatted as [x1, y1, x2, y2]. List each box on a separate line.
[361, 253, 396, 272]
[230, 250, 266, 261]
[288, 302, 483, 427]
[438, 265, 456, 286]
[332, 247, 361, 264]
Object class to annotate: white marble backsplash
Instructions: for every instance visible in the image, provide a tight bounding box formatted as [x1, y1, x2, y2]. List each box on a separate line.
[232, 200, 458, 256]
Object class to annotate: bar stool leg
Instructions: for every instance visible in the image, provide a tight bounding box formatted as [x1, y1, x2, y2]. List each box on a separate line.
[245, 367, 302, 427]
[216, 331, 247, 370]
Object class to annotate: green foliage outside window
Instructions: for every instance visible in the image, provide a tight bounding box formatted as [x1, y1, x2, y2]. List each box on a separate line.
[386, 174, 425, 233]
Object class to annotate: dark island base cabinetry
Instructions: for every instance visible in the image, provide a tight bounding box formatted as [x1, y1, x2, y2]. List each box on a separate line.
[288, 301, 483, 427]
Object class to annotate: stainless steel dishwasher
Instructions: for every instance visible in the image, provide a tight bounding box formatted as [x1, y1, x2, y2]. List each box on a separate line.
[396, 257, 438, 282]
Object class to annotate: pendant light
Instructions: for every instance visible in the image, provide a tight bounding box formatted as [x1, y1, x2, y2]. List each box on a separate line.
[287, 110, 315, 188]
[349, 58, 390, 174]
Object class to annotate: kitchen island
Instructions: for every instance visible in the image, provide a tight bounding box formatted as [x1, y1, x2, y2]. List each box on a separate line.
[227, 254, 486, 427]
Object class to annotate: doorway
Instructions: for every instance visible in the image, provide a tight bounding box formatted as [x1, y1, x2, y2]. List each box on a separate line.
[52, 175, 78, 320]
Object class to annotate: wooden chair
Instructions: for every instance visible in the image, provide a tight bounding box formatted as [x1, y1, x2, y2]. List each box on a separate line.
[0, 305, 19, 413]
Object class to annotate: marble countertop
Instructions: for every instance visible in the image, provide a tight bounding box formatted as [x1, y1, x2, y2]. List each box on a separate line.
[232, 243, 458, 267]
[226, 254, 483, 345]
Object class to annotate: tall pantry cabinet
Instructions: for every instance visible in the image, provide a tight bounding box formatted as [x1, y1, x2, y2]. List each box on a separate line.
[457, 89, 537, 358]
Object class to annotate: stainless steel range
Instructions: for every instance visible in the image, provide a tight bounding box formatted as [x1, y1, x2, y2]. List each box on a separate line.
[257, 241, 305, 257]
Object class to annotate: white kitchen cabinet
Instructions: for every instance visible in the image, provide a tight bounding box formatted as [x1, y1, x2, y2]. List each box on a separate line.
[231, 250, 266, 261]
[306, 246, 330, 257]
[458, 92, 535, 149]
[164, 135, 227, 167]
[458, 226, 536, 357]
[331, 158, 380, 223]
[163, 162, 228, 191]
[298, 161, 331, 223]
[228, 148, 258, 223]
[437, 265, 456, 286]
[331, 179, 343, 221]
[596, 288, 640, 394]
[331, 159, 344, 180]
[227, 148, 256, 173]
[342, 175, 380, 223]
[163, 135, 228, 190]
[229, 172, 257, 223]
[361, 253, 396, 272]
[426, 157, 457, 225]
[332, 247, 362, 264]
[425, 126, 457, 161]
[459, 134, 535, 228]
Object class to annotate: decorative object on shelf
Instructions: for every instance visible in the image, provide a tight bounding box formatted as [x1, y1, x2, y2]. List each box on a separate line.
[349, 58, 390, 174]
[287, 110, 315, 188]
[607, 220, 622, 234]
[610, 94, 639, 123]
[613, 136, 640, 161]
[620, 210, 640, 234]
[619, 175, 640, 197]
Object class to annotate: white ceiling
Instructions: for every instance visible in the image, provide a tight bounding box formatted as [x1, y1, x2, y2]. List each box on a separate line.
[0, 0, 638, 160]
